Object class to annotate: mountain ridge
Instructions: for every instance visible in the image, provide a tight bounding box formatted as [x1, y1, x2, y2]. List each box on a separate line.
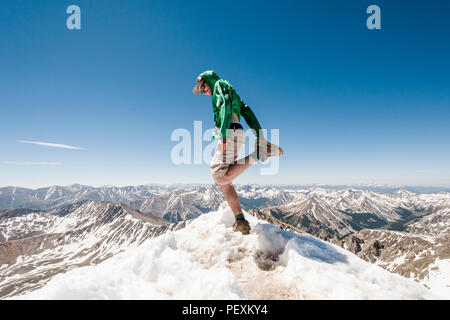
[11, 207, 438, 300]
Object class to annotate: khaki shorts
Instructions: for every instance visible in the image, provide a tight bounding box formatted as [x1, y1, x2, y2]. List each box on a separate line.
[210, 128, 246, 184]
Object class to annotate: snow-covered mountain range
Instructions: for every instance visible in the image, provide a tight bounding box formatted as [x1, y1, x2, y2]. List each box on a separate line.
[10, 207, 437, 300]
[1, 184, 450, 298]
[3, 185, 448, 232]
[0, 184, 171, 210]
[0, 184, 296, 213]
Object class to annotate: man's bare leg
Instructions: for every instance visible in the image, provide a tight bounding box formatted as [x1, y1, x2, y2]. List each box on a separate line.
[219, 183, 243, 216]
[216, 153, 258, 217]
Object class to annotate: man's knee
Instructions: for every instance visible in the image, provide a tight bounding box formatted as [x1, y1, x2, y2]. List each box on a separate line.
[215, 176, 231, 187]
[211, 165, 230, 186]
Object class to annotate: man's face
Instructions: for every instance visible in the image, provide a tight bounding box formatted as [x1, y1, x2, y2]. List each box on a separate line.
[198, 80, 212, 96]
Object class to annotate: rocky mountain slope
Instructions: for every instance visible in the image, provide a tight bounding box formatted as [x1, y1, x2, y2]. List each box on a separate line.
[334, 205, 450, 296]
[254, 188, 450, 237]
[0, 201, 184, 298]
[129, 186, 224, 222]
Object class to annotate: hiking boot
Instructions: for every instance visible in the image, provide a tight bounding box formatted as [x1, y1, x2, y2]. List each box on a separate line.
[233, 219, 251, 235]
[255, 139, 284, 162]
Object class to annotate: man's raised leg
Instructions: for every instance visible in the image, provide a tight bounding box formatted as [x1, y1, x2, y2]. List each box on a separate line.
[216, 153, 257, 186]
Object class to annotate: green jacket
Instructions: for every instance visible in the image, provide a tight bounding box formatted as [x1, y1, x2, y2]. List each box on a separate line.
[199, 71, 262, 140]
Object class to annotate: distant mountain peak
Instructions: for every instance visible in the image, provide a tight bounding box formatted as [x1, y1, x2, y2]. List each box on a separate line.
[393, 187, 416, 196]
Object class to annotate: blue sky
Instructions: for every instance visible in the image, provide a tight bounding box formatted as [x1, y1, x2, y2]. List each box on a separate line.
[0, 0, 449, 188]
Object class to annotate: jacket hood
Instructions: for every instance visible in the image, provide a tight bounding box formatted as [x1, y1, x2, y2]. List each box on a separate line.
[198, 70, 220, 91]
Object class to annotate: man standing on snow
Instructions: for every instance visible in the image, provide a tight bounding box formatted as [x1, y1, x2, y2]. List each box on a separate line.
[193, 70, 283, 235]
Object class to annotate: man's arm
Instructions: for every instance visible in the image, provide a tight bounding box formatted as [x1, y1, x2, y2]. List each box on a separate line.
[229, 85, 263, 139]
[215, 81, 233, 150]
[241, 102, 263, 140]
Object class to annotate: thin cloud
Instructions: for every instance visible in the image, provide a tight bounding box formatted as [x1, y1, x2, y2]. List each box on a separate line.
[17, 140, 86, 150]
[3, 161, 63, 166]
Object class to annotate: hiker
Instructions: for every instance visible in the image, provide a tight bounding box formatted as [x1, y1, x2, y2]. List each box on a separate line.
[193, 70, 283, 235]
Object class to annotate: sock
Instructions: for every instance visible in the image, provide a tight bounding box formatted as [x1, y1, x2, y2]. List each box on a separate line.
[235, 213, 246, 221]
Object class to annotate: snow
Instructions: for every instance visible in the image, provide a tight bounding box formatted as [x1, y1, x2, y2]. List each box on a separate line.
[423, 259, 450, 297]
[13, 207, 439, 300]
